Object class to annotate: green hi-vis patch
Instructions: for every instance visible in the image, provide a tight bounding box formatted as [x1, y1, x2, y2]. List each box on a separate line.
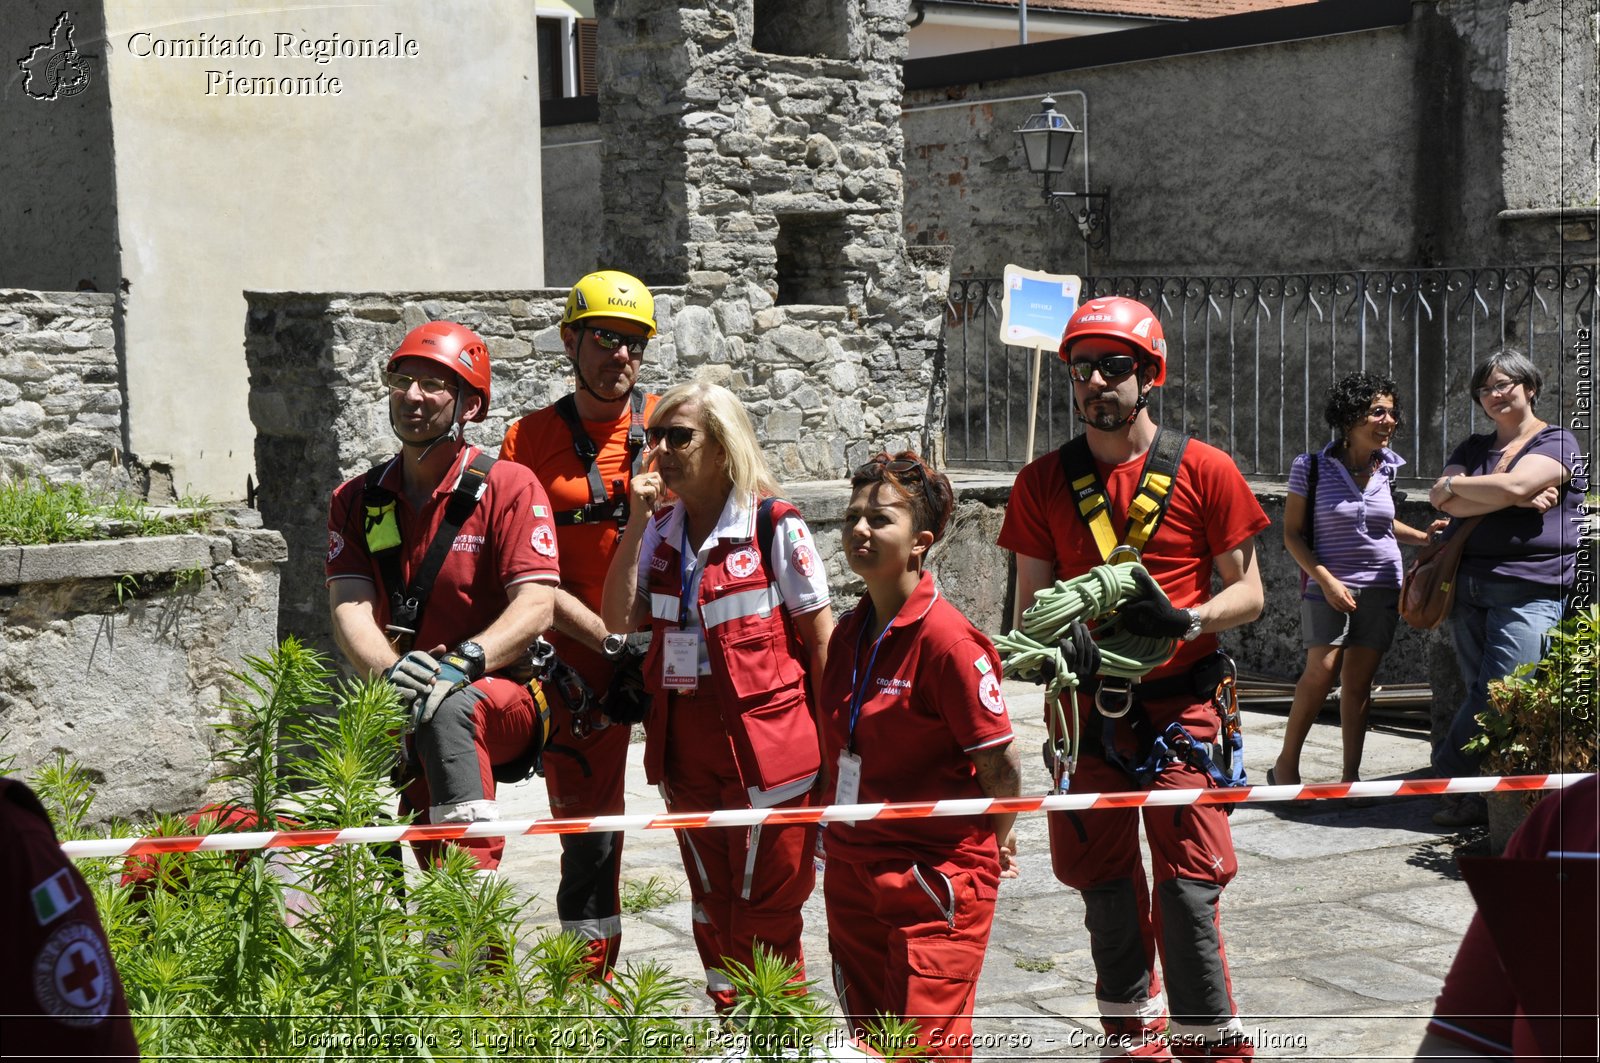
[363, 502, 402, 553]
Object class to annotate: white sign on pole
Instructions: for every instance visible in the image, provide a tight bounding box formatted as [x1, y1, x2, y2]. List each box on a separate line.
[999, 264, 1081, 350]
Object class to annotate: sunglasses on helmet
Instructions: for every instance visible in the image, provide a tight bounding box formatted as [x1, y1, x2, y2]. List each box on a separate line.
[646, 425, 698, 449]
[380, 370, 458, 397]
[588, 327, 650, 357]
[854, 456, 940, 519]
[1067, 355, 1141, 383]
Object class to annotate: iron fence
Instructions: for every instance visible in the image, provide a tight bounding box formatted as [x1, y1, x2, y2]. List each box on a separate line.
[938, 264, 1597, 482]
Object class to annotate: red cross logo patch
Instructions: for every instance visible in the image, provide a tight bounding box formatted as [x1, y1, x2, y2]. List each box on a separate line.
[33, 922, 114, 1027]
[726, 548, 760, 579]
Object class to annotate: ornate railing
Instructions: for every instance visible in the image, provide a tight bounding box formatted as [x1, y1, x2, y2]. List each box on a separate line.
[938, 264, 1597, 481]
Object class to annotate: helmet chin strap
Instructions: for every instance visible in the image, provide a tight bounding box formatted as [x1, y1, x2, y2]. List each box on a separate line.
[572, 342, 635, 409]
[391, 390, 465, 462]
[1075, 388, 1152, 429]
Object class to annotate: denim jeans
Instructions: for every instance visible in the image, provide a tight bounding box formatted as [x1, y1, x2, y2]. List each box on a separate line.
[1432, 573, 1566, 777]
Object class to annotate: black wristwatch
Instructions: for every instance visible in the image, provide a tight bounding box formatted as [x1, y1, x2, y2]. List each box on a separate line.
[450, 640, 487, 681]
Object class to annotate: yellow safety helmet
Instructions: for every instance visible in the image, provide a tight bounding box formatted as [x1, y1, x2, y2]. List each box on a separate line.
[562, 270, 657, 337]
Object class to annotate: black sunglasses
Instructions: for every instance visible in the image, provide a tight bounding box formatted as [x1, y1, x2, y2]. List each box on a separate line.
[855, 456, 940, 519]
[588, 327, 650, 357]
[1067, 355, 1141, 383]
[647, 425, 697, 449]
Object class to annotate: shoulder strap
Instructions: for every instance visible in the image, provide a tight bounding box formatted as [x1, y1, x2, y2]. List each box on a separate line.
[627, 389, 648, 476]
[1304, 452, 1320, 549]
[374, 450, 497, 639]
[554, 394, 607, 506]
[755, 496, 780, 585]
[1059, 429, 1189, 562]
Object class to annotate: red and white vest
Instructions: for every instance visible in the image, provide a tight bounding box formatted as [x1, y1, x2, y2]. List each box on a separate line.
[641, 498, 820, 806]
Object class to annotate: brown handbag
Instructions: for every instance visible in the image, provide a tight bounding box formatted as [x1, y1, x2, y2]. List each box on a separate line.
[1399, 420, 1547, 630]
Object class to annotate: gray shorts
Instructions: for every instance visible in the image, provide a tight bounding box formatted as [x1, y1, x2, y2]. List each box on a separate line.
[1300, 584, 1401, 650]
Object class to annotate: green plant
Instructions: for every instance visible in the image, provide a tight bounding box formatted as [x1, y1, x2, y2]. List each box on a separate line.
[859, 1013, 932, 1060]
[1466, 605, 1598, 778]
[40, 637, 865, 1058]
[620, 873, 681, 913]
[1013, 955, 1055, 973]
[0, 476, 215, 545]
[719, 946, 836, 1062]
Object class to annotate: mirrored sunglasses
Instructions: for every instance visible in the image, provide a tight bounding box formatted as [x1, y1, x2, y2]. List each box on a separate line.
[590, 327, 650, 357]
[647, 425, 697, 449]
[1067, 354, 1140, 383]
[380, 370, 457, 397]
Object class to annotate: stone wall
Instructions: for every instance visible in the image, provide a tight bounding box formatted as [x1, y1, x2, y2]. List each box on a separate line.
[592, 0, 950, 481]
[0, 289, 127, 488]
[540, 2, 1595, 286]
[0, 519, 287, 826]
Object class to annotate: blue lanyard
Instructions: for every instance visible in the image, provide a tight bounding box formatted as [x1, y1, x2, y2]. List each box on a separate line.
[846, 604, 895, 755]
[677, 520, 694, 628]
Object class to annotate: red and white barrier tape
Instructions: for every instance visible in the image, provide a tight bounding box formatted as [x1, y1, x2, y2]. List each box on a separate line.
[60, 773, 1592, 860]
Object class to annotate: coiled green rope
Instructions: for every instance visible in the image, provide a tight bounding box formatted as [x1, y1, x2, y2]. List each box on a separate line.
[994, 561, 1179, 783]
[995, 561, 1178, 697]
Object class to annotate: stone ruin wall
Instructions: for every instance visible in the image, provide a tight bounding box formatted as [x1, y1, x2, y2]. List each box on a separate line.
[0, 289, 128, 489]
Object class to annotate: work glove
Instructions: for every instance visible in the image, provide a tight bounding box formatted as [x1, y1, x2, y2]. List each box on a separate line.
[1116, 566, 1191, 639]
[599, 632, 652, 726]
[1056, 620, 1102, 682]
[385, 650, 441, 712]
[414, 649, 477, 730]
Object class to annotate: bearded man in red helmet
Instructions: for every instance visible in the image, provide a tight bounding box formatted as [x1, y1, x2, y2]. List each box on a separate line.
[998, 297, 1269, 1061]
[325, 320, 560, 873]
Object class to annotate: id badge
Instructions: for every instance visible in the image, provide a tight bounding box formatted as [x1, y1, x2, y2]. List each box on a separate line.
[834, 750, 863, 805]
[662, 630, 700, 690]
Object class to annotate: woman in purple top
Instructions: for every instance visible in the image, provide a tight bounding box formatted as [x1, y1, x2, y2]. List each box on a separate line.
[1272, 372, 1430, 788]
[1427, 350, 1586, 827]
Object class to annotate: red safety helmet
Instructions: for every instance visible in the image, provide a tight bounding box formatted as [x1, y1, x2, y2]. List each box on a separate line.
[1058, 296, 1168, 386]
[386, 321, 492, 421]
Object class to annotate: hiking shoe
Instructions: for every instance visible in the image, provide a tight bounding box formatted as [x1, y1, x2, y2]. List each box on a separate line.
[1432, 793, 1488, 828]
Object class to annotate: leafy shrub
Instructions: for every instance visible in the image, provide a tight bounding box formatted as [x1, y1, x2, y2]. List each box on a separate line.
[1467, 604, 1598, 778]
[27, 638, 854, 1060]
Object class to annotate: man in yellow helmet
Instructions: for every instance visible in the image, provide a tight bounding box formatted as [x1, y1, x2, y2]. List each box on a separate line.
[500, 270, 660, 979]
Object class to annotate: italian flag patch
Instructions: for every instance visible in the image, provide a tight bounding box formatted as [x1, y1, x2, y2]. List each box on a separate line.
[974, 655, 991, 675]
[31, 867, 82, 925]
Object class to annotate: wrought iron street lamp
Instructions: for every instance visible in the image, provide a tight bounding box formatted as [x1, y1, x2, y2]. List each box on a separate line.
[1016, 95, 1110, 251]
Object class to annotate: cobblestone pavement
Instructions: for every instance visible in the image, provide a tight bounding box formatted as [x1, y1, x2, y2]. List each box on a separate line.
[492, 679, 1485, 1060]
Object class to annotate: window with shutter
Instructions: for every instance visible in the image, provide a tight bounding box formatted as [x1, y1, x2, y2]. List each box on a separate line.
[577, 20, 598, 97]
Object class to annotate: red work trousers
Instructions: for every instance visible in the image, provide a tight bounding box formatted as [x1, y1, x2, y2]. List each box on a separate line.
[663, 690, 816, 1011]
[824, 854, 998, 1062]
[1047, 695, 1251, 1061]
[401, 675, 541, 872]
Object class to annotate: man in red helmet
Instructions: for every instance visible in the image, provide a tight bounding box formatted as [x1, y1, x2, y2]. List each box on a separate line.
[325, 320, 560, 872]
[500, 270, 660, 979]
[998, 296, 1269, 1061]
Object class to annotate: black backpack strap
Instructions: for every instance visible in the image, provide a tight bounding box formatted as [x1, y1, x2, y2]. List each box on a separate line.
[553, 394, 607, 505]
[1303, 451, 1320, 549]
[362, 460, 406, 626]
[627, 389, 648, 477]
[379, 450, 496, 640]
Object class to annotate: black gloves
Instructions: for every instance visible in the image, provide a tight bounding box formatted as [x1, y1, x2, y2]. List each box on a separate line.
[1116, 566, 1192, 639]
[1057, 620, 1102, 680]
[599, 632, 652, 726]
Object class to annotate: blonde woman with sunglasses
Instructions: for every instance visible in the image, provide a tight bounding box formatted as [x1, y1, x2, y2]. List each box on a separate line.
[602, 380, 834, 1012]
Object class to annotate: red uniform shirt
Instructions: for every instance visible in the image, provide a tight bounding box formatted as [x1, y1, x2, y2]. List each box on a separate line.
[1, 778, 140, 1060]
[1427, 774, 1599, 1060]
[325, 445, 560, 651]
[819, 572, 1014, 870]
[999, 436, 1269, 679]
[500, 395, 658, 687]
